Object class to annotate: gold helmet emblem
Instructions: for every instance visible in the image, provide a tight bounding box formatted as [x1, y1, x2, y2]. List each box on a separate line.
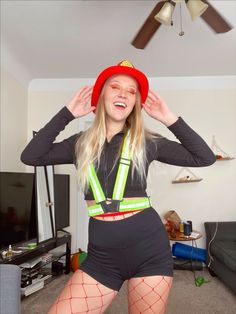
[118, 60, 134, 68]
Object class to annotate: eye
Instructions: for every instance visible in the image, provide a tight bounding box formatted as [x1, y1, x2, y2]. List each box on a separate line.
[110, 84, 120, 90]
[128, 89, 136, 95]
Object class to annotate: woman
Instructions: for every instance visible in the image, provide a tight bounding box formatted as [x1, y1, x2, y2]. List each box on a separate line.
[21, 60, 216, 314]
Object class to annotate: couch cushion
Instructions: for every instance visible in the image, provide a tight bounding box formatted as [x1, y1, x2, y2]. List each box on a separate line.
[211, 241, 236, 272]
[0, 264, 21, 314]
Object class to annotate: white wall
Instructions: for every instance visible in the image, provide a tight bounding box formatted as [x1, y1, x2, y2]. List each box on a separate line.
[0, 66, 28, 172]
[27, 85, 93, 253]
[144, 86, 236, 248]
[28, 76, 236, 251]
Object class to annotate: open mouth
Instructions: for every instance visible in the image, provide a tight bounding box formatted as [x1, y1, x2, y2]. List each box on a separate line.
[114, 102, 127, 109]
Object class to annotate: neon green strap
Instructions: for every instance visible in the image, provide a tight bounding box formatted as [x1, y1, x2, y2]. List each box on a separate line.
[87, 204, 105, 216]
[112, 131, 131, 200]
[88, 163, 106, 204]
[119, 198, 151, 211]
[88, 197, 151, 217]
[88, 130, 137, 216]
[88, 131, 131, 203]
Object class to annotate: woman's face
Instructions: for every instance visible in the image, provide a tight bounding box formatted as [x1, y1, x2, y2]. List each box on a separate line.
[103, 74, 138, 124]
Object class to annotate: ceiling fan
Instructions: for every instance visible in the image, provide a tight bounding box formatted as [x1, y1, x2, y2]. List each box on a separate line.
[131, 0, 233, 49]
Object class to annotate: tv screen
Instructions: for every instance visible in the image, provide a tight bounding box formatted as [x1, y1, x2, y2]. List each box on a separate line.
[0, 172, 37, 250]
[54, 174, 70, 230]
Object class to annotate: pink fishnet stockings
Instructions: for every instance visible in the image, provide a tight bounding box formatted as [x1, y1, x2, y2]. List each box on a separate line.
[48, 270, 117, 314]
[128, 276, 173, 314]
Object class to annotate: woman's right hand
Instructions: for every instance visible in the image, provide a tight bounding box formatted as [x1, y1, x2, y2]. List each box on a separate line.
[66, 86, 95, 118]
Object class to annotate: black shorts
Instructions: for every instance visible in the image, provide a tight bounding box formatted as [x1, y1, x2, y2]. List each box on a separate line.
[80, 207, 173, 291]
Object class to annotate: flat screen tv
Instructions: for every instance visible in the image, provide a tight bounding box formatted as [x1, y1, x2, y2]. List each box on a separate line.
[0, 172, 37, 250]
[54, 174, 70, 230]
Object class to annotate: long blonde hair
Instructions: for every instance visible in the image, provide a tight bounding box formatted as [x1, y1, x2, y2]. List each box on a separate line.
[75, 86, 151, 192]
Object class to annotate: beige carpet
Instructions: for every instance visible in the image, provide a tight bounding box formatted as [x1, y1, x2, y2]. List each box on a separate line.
[21, 268, 236, 314]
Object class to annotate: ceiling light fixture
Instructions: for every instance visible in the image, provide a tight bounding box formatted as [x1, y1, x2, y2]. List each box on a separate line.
[155, 0, 209, 26]
[154, 0, 176, 26]
[185, 0, 208, 21]
[131, 0, 233, 49]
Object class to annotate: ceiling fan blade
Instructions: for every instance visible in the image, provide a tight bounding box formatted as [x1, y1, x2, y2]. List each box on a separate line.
[131, 1, 166, 49]
[201, 0, 233, 33]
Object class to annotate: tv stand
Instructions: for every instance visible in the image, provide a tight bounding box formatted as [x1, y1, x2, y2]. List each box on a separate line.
[0, 230, 71, 296]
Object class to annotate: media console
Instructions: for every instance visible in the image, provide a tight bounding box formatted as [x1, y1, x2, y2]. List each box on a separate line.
[0, 230, 71, 296]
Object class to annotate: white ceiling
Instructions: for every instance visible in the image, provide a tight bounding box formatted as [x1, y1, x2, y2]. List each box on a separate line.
[1, 0, 236, 85]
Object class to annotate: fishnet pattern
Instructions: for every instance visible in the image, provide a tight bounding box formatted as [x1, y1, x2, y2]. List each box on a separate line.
[128, 276, 173, 314]
[48, 270, 117, 314]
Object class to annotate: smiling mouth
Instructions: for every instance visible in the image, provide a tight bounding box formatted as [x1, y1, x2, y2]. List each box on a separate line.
[114, 102, 127, 109]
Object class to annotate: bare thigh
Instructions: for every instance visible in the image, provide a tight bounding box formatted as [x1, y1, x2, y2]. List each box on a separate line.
[48, 269, 118, 314]
[127, 275, 173, 314]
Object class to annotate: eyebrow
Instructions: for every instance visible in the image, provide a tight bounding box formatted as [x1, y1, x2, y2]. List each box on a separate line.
[109, 80, 137, 89]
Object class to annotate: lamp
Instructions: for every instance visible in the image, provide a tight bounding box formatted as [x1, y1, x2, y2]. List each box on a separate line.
[154, 0, 176, 26]
[185, 0, 208, 21]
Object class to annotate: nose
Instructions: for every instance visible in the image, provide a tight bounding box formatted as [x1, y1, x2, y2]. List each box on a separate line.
[118, 88, 127, 98]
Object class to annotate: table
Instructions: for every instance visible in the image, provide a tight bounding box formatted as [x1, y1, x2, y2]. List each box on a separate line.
[168, 230, 202, 241]
[168, 230, 203, 270]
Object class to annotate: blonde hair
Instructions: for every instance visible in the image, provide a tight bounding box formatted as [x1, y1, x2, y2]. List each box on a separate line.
[75, 85, 151, 192]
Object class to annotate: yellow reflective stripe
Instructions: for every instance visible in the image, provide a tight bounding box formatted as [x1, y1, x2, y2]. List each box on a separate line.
[112, 131, 131, 200]
[119, 198, 151, 211]
[122, 131, 131, 159]
[88, 204, 104, 216]
[112, 161, 129, 200]
[88, 164, 106, 203]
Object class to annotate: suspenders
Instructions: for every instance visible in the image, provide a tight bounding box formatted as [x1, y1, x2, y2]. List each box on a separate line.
[87, 131, 151, 217]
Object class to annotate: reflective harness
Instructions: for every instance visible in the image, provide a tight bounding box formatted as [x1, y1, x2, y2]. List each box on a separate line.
[87, 131, 151, 217]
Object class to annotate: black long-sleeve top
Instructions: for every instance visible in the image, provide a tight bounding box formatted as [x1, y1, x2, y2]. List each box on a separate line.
[21, 107, 216, 200]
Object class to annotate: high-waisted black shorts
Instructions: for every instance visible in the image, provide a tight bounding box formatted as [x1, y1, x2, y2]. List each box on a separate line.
[80, 207, 173, 291]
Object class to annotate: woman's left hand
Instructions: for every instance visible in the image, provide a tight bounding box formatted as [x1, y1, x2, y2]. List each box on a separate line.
[143, 89, 178, 127]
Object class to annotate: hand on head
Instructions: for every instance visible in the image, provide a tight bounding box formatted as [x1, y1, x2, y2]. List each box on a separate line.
[66, 86, 95, 118]
[143, 89, 178, 127]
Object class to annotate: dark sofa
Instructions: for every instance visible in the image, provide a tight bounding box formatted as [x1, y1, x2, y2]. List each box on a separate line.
[205, 221, 236, 294]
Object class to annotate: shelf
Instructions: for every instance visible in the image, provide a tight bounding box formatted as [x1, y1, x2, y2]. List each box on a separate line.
[216, 156, 235, 161]
[172, 178, 203, 184]
[212, 136, 234, 161]
[21, 273, 53, 297]
[1, 231, 71, 267]
[1, 231, 71, 297]
[20, 253, 66, 275]
[168, 230, 202, 241]
[172, 167, 203, 184]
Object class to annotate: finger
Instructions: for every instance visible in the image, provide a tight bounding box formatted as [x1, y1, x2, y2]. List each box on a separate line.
[84, 106, 96, 115]
[89, 106, 96, 112]
[75, 86, 93, 101]
[149, 89, 160, 98]
[83, 89, 93, 100]
[149, 90, 166, 105]
[148, 90, 160, 102]
[77, 86, 93, 99]
[145, 95, 156, 107]
[143, 100, 151, 109]
[142, 102, 151, 112]
[75, 86, 90, 97]
[74, 89, 93, 108]
[81, 91, 93, 104]
[149, 89, 164, 102]
[143, 105, 151, 115]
